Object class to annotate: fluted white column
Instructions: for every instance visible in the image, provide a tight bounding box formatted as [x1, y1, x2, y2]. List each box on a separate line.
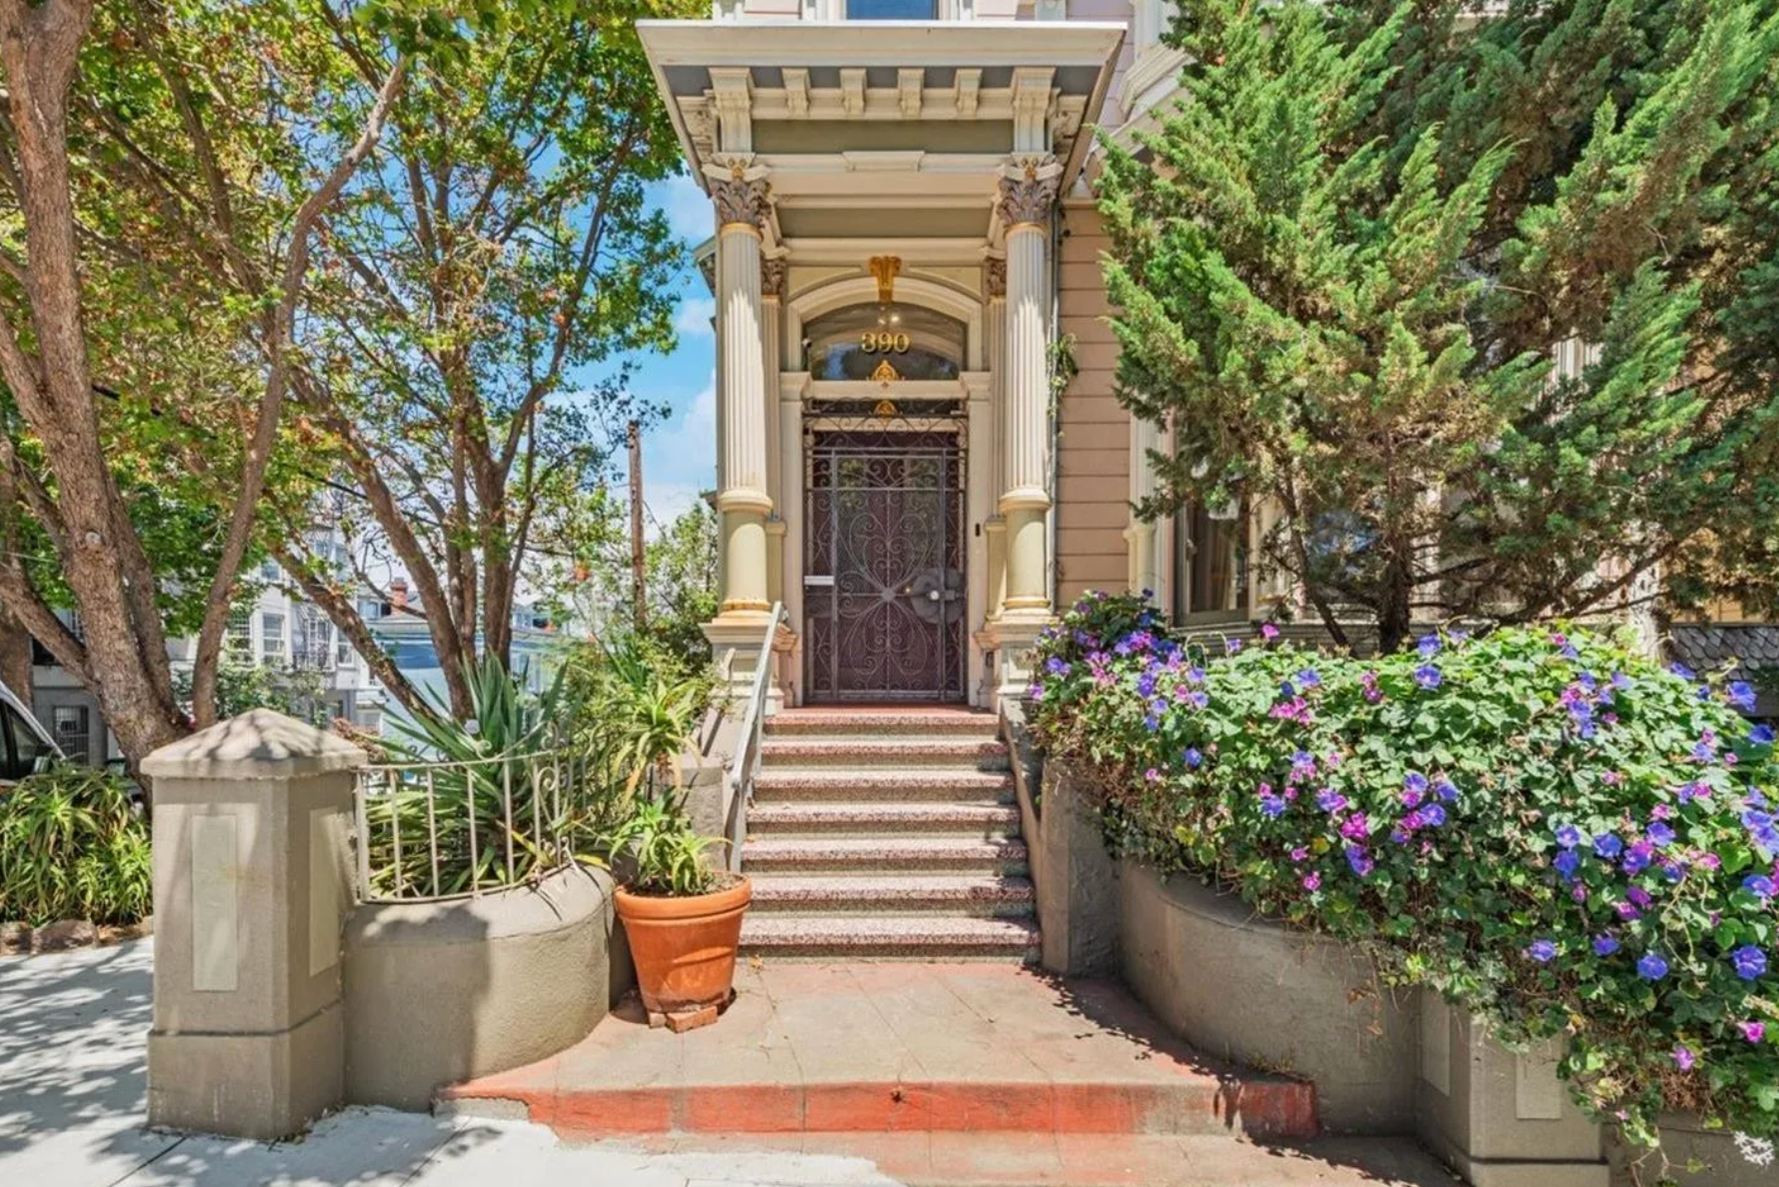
[982, 261, 1009, 624]
[761, 259, 785, 617]
[710, 172, 773, 619]
[998, 168, 1057, 618]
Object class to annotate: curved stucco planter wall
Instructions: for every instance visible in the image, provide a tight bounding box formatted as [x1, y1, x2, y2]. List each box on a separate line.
[342, 865, 631, 1110]
[1117, 860, 1418, 1133]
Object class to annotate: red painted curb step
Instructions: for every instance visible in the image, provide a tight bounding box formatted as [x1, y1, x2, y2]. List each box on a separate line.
[440, 1076, 1318, 1141]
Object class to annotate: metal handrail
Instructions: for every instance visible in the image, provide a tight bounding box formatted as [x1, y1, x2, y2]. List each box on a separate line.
[723, 602, 786, 873]
[352, 745, 605, 903]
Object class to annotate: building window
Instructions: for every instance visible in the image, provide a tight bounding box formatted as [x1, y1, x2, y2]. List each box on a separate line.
[260, 611, 286, 663]
[226, 607, 254, 656]
[1172, 501, 1248, 619]
[355, 707, 383, 735]
[847, 0, 937, 16]
[51, 705, 91, 766]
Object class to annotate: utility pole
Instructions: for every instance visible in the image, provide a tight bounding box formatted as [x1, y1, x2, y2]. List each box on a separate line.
[627, 420, 647, 630]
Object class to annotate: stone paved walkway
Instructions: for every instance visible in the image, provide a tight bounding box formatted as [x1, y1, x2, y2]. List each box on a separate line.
[0, 939, 1460, 1186]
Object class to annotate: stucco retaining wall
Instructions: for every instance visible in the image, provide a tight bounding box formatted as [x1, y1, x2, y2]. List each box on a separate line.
[342, 864, 630, 1110]
[1117, 860, 1418, 1134]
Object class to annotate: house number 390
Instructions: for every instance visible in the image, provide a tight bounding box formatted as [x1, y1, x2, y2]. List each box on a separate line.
[859, 332, 910, 354]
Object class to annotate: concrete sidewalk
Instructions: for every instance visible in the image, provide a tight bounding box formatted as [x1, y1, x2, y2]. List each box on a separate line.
[0, 939, 1458, 1186]
[0, 939, 901, 1187]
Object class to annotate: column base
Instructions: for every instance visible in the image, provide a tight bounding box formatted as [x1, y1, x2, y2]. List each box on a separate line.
[148, 1002, 344, 1141]
[704, 616, 789, 711]
[980, 614, 1053, 711]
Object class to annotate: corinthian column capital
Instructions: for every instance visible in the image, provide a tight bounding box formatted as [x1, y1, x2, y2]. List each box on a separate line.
[761, 254, 789, 301]
[708, 156, 773, 235]
[983, 255, 1006, 299]
[998, 155, 1061, 229]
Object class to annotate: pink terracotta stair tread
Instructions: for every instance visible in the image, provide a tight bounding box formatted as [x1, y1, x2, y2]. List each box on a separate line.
[748, 873, 1035, 914]
[439, 963, 1318, 1141]
[743, 707, 1037, 960]
[748, 801, 1021, 833]
[740, 914, 1041, 955]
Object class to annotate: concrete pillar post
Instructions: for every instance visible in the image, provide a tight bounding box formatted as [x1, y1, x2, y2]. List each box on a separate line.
[141, 710, 367, 1139]
[989, 158, 1060, 702]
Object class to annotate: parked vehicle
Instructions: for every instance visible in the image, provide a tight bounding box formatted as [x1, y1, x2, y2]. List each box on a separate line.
[0, 681, 60, 788]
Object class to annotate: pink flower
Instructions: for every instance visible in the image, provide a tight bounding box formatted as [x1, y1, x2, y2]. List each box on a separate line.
[1261, 623, 1280, 641]
[1290, 847, 1309, 862]
[1302, 872, 1321, 891]
[1739, 1021, 1766, 1044]
[1672, 1045, 1695, 1071]
[1144, 768, 1161, 783]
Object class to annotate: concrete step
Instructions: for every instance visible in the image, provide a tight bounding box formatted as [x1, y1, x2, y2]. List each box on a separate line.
[748, 801, 1021, 838]
[739, 914, 1041, 961]
[747, 873, 1036, 916]
[764, 710, 1001, 739]
[743, 836, 1029, 875]
[753, 768, 1016, 804]
[438, 963, 1320, 1143]
[760, 737, 1011, 771]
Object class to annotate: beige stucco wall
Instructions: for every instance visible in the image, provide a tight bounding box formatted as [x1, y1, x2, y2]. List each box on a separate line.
[1055, 201, 1132, 606]
[342, 865, 631, 1110]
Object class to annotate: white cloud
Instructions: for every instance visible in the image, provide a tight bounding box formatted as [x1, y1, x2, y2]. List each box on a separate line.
[659, 174, 713, 244]
[640, 370, 716, 530]
[674, 296, 716, 338]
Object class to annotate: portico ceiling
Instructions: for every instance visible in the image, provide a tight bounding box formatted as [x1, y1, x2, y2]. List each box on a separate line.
[637, 20, 1125, 251]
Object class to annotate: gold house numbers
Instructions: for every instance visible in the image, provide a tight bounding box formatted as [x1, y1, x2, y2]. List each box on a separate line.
[859, 330, 912, 354]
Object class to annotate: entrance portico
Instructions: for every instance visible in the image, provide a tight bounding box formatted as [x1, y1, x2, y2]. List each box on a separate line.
[638, 18, 1125, 707]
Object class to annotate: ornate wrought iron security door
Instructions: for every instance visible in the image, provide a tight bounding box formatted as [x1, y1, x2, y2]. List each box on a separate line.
[805, 428, 965, 702]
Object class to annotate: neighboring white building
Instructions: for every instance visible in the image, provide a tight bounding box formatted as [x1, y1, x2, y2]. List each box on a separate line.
[29, 527, 382, 768]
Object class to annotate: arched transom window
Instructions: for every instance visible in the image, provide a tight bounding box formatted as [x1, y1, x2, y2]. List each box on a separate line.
[804, 302, 964, 382]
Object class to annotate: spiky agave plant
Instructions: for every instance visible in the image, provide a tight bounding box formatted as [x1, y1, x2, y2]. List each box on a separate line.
[570, 635, 709, 797]
[0, 766, 151, 925]
[360, 656, 621, 898]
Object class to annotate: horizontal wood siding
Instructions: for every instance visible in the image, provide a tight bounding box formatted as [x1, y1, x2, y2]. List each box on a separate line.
[1056, 203, 1130, 607]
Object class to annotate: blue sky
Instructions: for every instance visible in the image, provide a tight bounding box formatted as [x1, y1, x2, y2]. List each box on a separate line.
[615, 173, 719, 533]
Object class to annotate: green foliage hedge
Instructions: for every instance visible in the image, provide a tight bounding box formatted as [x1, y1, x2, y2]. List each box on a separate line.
[0, 767, 151, 926]
[1030, 593, 1778, 1147]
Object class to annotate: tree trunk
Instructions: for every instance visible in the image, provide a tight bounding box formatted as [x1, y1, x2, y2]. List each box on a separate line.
[0, 608, 32, 702]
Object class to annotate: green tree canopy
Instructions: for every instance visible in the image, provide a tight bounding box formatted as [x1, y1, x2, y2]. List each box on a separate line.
[1099, 0, 1779, 652]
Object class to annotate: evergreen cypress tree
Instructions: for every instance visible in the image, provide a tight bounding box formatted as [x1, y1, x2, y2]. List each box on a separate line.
[1099, 0, 1779, 652]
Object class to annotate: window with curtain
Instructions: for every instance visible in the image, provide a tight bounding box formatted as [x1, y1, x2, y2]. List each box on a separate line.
[1172, 501, 1249, 619]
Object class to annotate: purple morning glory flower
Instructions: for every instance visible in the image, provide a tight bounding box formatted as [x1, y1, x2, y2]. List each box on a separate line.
[1345, 846, 1374, 877]
[1296, 670, 1322, 689]
[1554, 824, 1585, 849]
[1637, 953, 1669, 981]
[1183, 747, 1203, 769]
[1741, 1021, 1767, 1043]
[1593, 834, 1623, 860]
[1526, 939, 1557, 963]
[1417, 635, 1442, 658]
[1188, 690, 1209, 709]
[1553, 849, 1581, 878]
[1404, 771, 1429, 796]
[1420, 803, 1447, 828]
[1731, 946, 1768, 981]
[1647, 822, 1676, 848]
[1673, 1046, 1695, 1071]
[1728, 681, 1757, 711]
[1624, 842, 1654, 875]
[1414, 664, 1442, 690]
[1317, 788, 1347, 813]
[1671, 662, 1696, 681]
[1432, 778, 1458, 803]
[1593, 935, 1620, 956]
[1742, 874, 1777, 899]
[1626, 886, 1652, 908]
[1225, 638, 1243, 654]
[1259, 796, 1287, 819]
[1045, 656, 1071, 676]
[1752, 724, 1776, 746]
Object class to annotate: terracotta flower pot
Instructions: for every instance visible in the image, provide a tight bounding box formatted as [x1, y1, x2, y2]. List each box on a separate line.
[614, 876, 751, 1021]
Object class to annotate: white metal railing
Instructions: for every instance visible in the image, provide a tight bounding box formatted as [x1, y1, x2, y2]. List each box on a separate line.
[353, 747, 614, 902]
[722, 602, 787, 873]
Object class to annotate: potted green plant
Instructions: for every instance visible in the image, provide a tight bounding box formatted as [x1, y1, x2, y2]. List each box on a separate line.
[604, 797, 749, 1031]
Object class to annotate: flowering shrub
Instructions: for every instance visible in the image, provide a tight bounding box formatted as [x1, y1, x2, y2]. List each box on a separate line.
[1029, 592, 1779, 1147]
